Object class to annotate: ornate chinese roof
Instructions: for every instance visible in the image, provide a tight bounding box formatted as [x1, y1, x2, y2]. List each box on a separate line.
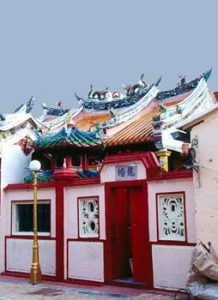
[152, 76, 216, 132]
[74, 111, 111, 131]
[36, 69, 216, 152]
[105, 72, 216, 149]
[106, 101, 159, 147]
[101, 85, 158, 129]
[0, 97, 36, 132]
[34, 125, 103, 150]
[0, 97, 39, 150]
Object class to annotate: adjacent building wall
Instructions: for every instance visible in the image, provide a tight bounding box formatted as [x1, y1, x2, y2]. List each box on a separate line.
[191, 111, 218, 252]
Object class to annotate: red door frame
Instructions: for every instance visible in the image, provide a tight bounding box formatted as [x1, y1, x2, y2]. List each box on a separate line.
[104, 179, 153, 288]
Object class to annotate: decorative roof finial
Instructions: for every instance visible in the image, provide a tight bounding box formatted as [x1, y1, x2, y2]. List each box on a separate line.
[14, 96, 35, 114]
[57, 101, 63, 107]
[26, 96, 35, 113]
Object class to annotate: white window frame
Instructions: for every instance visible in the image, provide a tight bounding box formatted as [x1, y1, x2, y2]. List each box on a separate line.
[12, 201, 50, 236]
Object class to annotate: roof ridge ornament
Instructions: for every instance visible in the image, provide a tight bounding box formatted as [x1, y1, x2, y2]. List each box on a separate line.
[14, 96, 35, 114]
[157, 68, 212, 101]
[41, 101, 69, 116]
[102, 85, 159, 129]
[75, 74, 161, 111]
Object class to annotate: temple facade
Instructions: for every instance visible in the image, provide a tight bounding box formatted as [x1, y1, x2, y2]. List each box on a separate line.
[0, 70, 217, 290]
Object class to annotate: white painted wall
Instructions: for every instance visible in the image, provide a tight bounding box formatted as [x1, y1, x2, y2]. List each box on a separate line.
[68, 241, 104, 282]
[64, 184, 105, 280]
[65, 184, 105, 240]
[191, 111, 218, 252]
[100, 160, 146, 183]
[6, 238, 56, 276]
[152, 245, 194, 289]
[3, 188, 56, 237]
[1, 126, 37, 188]
[148, 178, 195, 289]
[1, 143, 31, 188]
[0, 126, 38, 274]
[0, 188, 56, 274]
[148, 178, 195, 242]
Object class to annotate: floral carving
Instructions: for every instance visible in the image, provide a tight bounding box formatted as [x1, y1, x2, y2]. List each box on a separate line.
[79, 198, 99, 238]
[18, 136, 34, 155]
[158, 193, 185, 241]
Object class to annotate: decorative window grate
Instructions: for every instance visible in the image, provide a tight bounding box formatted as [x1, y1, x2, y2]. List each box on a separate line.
[79, 198, 99, 238]
[157, 193, 186, 241]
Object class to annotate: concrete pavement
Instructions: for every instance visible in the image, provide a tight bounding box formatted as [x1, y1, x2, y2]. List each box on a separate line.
[0, 276, 189, 300]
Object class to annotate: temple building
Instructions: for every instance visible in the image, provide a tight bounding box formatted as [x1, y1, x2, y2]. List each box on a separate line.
[0, 70, 217, 291]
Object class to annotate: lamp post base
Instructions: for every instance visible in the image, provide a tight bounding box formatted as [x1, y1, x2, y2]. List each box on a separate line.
[30, 265, 41, 284]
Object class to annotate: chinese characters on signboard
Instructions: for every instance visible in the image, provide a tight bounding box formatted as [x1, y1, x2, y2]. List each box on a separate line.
[115, 164, 137, 181]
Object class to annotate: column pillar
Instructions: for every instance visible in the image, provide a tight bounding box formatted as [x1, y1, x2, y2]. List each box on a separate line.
[54, 178, 65, 281]
[156, 149, 171, 172]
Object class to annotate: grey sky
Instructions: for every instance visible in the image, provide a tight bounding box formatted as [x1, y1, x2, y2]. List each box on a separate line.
[0, 0, 217, 116]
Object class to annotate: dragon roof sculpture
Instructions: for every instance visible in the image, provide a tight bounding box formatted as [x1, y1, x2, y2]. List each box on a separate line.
[75, 74, 161, 111]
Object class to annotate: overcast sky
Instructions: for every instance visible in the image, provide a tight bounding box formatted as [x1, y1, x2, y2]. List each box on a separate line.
[0, 0, 217, 116]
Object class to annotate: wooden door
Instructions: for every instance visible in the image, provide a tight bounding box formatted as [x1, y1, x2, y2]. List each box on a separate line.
[129, 186, 147, 282]
[105, 182, 152, 286]
[110, 187, 129, 279]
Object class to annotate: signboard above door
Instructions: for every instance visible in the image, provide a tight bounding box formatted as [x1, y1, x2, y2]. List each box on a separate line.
[115, 164, 137, 181]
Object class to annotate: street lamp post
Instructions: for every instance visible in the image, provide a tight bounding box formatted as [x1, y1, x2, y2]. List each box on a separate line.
[29, 160, 41, 284]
